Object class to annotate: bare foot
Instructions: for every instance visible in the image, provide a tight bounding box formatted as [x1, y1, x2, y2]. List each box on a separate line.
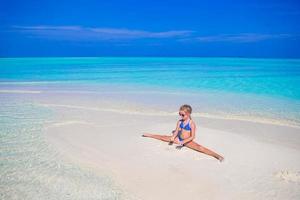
[142, 133, 152, 137]
[218, 156, 224, 162]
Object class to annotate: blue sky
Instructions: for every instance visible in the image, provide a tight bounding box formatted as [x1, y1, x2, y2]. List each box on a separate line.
[0, 0, 299, 58]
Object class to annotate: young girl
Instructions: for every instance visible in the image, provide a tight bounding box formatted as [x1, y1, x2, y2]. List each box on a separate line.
[142, 104, 224, 162]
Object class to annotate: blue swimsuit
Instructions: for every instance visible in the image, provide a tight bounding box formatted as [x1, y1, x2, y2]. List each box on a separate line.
[178, 119, 191, 141]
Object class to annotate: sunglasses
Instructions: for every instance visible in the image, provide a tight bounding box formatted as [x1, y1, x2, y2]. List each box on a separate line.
[179, 112, 185, 117]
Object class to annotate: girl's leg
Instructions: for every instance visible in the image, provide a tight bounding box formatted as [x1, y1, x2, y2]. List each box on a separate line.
[142, 133, 173, 142]
[142, 133, 182, 145]
[184, 141, 224, 161]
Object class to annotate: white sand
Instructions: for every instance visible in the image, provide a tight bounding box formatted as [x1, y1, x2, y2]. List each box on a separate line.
[37, 96, 300, 200]
[3, 85, 299, 200]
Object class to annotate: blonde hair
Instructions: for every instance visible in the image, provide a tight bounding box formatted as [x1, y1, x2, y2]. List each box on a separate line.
[179, 104, 192, 119]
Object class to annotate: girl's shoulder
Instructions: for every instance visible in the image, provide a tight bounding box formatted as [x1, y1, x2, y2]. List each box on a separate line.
[189, 119, 196, 126]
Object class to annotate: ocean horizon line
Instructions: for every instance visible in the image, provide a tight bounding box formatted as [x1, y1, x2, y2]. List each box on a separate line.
[1, 56, 300, 60]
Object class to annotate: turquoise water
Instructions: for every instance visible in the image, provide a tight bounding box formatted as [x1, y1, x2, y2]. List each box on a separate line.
[1, 57, 300, 99]
[1, 57, 300, 125]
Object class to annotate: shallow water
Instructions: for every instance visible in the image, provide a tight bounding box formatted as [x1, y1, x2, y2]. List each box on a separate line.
[0, 97, 129, 200]
[0, 57, 299, 125]
[1, 57, 300, 99]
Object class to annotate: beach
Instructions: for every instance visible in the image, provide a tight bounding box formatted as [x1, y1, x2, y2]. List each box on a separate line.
[0, 84, 299, 200]
[1, 57, 300, 199]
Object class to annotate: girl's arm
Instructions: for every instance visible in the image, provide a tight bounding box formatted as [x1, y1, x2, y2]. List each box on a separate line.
[170, 120, 181, 141]
[182, 121, 196, 145]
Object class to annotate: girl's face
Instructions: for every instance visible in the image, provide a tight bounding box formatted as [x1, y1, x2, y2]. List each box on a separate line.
[179, 110, 189, 120]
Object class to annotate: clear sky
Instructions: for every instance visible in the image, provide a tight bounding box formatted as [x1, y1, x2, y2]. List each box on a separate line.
[1, 0, 299, 58]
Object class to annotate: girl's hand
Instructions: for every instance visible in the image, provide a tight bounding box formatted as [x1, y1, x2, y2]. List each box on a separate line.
[178, 141, 184, 146]
[170, 136, 175, 142]
[175, 141, 184, 149]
